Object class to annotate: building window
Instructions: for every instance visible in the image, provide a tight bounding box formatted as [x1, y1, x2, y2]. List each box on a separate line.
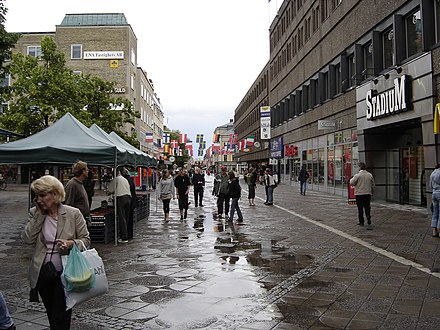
[0, 102, 9, 114]
[332, 0, 342, 10]
[436, 0, 440, 43]
[0, 74, 10, 87]
[130, 75, 135, 90]
[27, 46, 42, 57]
[334, 63, 341, 95]
[71, 44, 82, 59]
[405, 9, 422, 58]
[362, 42, 373, 80]
[347, 53, 355, 88]
[131, 48, 136, 66]
[321, 0, 329, 21]
[323, 72, 329, 101]
[382, 27, 394, 69]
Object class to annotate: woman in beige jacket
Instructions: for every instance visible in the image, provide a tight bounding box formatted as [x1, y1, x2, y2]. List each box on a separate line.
[22, 175, 90, 330]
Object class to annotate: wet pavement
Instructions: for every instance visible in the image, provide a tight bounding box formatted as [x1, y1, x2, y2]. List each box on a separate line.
[1, 176, 440, 329]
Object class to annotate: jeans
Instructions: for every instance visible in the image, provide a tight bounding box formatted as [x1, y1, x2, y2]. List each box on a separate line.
[431, 191, 440, 229]
[230, 198, 243, 221]
[355, 194, 371, 224]
[217, 193, 230, 215]
[0, 291, 13, 329]
[266, 186, 274, 203]
[300, 181, 307, 194]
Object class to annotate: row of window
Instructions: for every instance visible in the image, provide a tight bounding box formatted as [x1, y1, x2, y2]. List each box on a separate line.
[270, 2, 439, 128]
[270, 0, 343, 52]
[236, 73, 268, 120]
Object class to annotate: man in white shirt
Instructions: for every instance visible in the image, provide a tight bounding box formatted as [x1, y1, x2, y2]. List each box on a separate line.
[107, 168, 131, 243]
[350, 162, 375, 227]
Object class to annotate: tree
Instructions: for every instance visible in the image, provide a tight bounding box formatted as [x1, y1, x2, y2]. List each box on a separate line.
[0, 0, 20, 102]
[1, 35, 139, 145]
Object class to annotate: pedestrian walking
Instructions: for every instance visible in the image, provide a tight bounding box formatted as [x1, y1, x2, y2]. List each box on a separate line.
[107, 168, 132, 243]
[264, 168, 277, 205]
[64, 161, 91, 224]
[122, 168, 138, 240]
[213, 166, 230, 218]
[174, 168, 191, 220]
[156, 169, 175, 222]
[192, 167, 205, 207]
[349, 162, 375, 227]
[0, 291, 15, 330]
[429, 163, 440, 237]
[298, 164, 309, 195]
[22, 175, 90, 330]
[83, 169, 95, 208]
[228, 171, 243, 223]
[245, 167, 257, 205]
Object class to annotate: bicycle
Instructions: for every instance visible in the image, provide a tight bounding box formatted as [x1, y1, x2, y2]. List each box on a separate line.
[0, 178, 6, 190]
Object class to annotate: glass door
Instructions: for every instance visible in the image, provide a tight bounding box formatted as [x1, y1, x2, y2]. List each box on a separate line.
[386, 149, 400, 203]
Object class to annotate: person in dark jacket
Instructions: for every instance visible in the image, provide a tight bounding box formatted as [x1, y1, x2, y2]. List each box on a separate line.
[228, 171, 243, 223]
[298, 164, 310, 195]
[83, 169, 95, 208]
[213, 167, 230, 218]
[191, 167, 205, 207]
[245, 167, 257, 205]
[174, 168, 191, 220]
[122, 168, 138, 239]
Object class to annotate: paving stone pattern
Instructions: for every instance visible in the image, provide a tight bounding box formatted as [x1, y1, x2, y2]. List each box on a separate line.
[1, 176, 440, 329]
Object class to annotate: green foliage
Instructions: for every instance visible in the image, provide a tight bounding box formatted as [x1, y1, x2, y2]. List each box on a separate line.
[0, 0, 21, 102]
[1, 35, 138, 145]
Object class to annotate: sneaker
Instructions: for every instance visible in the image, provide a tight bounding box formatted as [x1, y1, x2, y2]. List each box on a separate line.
[200, 204, 204, 207]
[117, 239, 128, 244]
[266, 202, 273, 205]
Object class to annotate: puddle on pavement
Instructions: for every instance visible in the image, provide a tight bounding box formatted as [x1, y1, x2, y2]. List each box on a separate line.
[247, 251, 314, 275]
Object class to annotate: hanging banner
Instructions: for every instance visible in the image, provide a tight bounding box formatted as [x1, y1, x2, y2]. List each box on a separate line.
[260, 106, 271, 140]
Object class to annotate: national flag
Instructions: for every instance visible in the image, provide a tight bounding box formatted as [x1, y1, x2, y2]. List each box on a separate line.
[163, 133, 170, 144]
[145, 132, 153, 143]
[213, 133, 220, 143]
[169, 147, 174, 156]
[212, 142, 221, 154]
[196, 134, 204, 143]
[229, 134, 237, 144]
[164, 144, 169, 154]
[198, 149, 204, 156]
[179, 133, 187, 144]
[199, 141, 206, 149]
[246, 135, 255, 147]
[185, 143, 193, 156]
[170, 140, 178, 148]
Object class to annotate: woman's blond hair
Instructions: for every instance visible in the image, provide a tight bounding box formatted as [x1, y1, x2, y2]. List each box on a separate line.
[31, 175, 65, 203]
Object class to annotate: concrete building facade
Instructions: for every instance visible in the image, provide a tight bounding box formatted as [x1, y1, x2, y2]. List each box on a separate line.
[234, 0, 440, 207]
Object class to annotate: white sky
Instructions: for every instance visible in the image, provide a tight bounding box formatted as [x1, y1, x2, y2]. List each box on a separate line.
[5, 0, 282, 154]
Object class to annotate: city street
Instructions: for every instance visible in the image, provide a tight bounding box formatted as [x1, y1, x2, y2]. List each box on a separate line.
[1, 176, 440, 329]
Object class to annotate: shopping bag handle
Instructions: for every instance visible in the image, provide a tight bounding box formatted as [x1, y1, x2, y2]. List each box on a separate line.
[75, 240, 87, 252]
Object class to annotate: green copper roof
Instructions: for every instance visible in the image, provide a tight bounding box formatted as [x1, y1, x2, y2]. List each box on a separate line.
[60, 13, 128, 26]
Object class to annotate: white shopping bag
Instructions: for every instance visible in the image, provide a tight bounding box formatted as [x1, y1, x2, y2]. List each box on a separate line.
[61, 247, 109, 310]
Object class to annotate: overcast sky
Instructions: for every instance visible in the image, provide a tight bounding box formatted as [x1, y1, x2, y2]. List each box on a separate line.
[5, 0, 282, 154]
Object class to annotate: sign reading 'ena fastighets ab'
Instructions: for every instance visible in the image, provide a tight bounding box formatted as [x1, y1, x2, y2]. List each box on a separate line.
[365, 75, 411, 120]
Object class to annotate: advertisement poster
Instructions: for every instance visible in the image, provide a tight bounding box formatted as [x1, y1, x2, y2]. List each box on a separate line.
[260, 106, 271, 140]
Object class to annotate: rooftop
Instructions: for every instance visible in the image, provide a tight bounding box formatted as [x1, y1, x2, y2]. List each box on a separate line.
[60, 13, 128, 27]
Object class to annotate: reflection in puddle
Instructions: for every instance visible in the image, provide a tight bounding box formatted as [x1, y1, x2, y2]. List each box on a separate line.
[247, 252, 313, 275]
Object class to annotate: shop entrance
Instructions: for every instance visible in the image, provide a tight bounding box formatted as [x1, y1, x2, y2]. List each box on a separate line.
[386, 147, 425, 205]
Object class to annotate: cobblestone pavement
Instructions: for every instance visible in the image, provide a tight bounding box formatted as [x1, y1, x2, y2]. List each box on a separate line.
[1, 176, 440, 329]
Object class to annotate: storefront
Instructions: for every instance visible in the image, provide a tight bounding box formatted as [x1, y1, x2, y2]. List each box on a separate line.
[355, 53, 434, 206]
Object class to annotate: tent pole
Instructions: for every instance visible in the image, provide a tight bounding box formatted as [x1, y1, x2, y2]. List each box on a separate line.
[114, 153, 118, 246]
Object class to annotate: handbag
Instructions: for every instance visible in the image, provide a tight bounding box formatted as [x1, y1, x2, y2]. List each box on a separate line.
[38, 232, 61, 287]
[63, 242, 95, 292]
[61, 242, 108, 310]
